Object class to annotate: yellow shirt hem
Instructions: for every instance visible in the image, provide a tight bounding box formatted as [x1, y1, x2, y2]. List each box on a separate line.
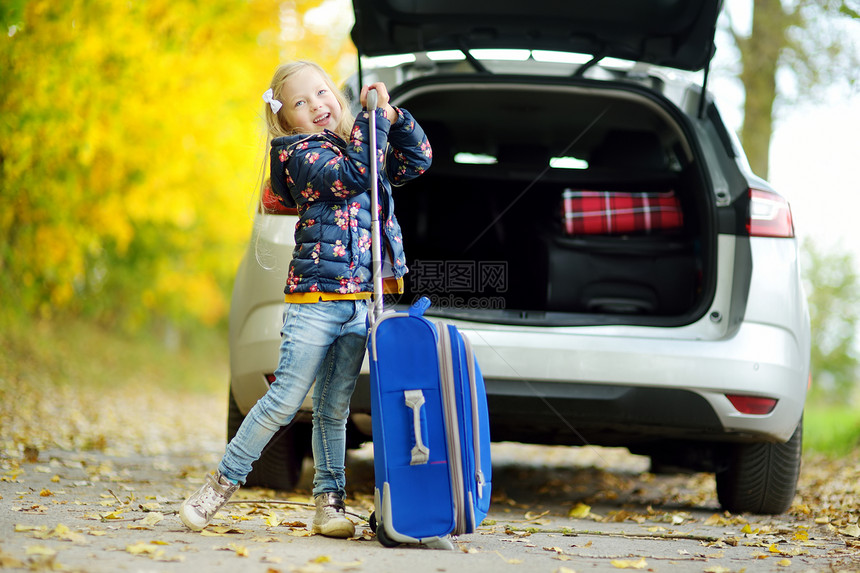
[284, 277, 404, 303]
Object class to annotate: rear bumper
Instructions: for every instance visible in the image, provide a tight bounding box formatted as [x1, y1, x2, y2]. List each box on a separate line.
[478, 319, 805, 443]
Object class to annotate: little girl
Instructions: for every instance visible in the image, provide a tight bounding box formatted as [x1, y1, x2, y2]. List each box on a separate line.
[180, 61, 432, 538]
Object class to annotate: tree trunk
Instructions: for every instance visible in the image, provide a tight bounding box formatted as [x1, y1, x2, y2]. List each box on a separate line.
[739, 0, 789, 179]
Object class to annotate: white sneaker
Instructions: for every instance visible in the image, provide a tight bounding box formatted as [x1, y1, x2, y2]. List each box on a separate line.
[179, 472, 239, 531]
[312, 492, 355, 538]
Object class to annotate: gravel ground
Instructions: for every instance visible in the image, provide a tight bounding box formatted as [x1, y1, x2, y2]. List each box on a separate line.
[1, 382, 859, 572]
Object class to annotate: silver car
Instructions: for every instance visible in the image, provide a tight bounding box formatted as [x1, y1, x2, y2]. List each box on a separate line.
[229, 0, 810, 514]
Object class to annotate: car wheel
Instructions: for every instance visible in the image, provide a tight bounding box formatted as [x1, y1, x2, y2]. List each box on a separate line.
[227, 386, 312, 491]
[715, 419, 802, 514]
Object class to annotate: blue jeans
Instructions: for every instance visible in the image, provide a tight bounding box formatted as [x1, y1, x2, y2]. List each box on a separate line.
[219, 299, 368, 498]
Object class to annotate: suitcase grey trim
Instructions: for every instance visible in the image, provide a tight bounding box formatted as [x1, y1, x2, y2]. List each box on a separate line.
[368, 311, 410, 361]
[462, 335, 487, 501]
[376, 484, 454, 549]
[436, 322, 467, 535]
[467, 490, 476, 532]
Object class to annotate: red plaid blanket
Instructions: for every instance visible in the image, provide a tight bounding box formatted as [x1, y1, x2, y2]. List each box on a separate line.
[562, 189, 683, 235]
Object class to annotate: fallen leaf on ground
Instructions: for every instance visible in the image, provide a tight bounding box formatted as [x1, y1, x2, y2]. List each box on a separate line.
[201, 526, 244, 536]
[126, 542, 163, 557]
[14, 504, 47, 513]
[568, 503, 591, 518]
[140, 512, 164, 526]
[0, 550, 23, 568]
[610, 557, 647, 569]
[14, 524, 47, 533]
[792, 503, 811, 514]
[25, 545, 56, 557]
[40, 523, 87, 544]
[779, 547, 808, 556]
[100, 509, 125, 520]
[226, 543, 249, 557]
[495, 551, 523, 564]
[288, 563, 326, 573]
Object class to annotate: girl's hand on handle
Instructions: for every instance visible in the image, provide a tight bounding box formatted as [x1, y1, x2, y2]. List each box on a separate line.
[361, 83, 398, 124]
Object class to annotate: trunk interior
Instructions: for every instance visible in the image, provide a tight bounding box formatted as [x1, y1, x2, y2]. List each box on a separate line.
[391, 80, 715, 326]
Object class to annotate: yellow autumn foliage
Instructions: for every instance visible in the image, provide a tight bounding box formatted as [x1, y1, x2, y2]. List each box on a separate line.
[0, 0, 355, 329]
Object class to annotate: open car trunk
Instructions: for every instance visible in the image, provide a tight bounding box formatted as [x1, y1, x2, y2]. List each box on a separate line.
[390, 77, 716, 326]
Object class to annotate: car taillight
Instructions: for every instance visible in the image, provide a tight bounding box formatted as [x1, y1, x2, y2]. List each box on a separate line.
[259, 199, 298, 216]
[726, 394, 778, 415]
[747, 188, 794, 238]
[260, 182, 299, 215]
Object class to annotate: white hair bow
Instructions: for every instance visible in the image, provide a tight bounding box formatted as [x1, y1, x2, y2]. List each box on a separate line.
[262, 89, 282, 114]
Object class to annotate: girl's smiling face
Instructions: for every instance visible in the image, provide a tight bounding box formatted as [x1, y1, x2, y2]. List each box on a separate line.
[281, 67, 342, 134]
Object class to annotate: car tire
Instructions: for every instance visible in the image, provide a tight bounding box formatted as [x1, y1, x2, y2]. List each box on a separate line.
[227, 386, 312, 491]
[715, 419, 802, 515]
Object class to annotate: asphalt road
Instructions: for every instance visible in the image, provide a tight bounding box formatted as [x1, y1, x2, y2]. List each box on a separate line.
[1, 441, 856, 572]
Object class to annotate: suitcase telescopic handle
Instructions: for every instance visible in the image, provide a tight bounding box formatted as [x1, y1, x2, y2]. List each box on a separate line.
[367, 88, 384, 325]
[404, 390, 430, 465]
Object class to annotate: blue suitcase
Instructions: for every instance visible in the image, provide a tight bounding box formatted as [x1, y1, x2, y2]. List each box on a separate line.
[364, 90, 492, 549]
[367, 298, 492, 548]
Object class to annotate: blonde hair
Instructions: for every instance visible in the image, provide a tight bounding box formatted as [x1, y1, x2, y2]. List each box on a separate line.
[264, 61, 354, 140]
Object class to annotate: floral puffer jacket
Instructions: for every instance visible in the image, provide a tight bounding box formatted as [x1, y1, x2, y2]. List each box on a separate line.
[270, 107, 432, 296]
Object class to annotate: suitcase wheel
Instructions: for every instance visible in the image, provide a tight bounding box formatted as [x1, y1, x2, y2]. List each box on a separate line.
[376, 524, 400, 548]
[369, 512, 401, 548]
